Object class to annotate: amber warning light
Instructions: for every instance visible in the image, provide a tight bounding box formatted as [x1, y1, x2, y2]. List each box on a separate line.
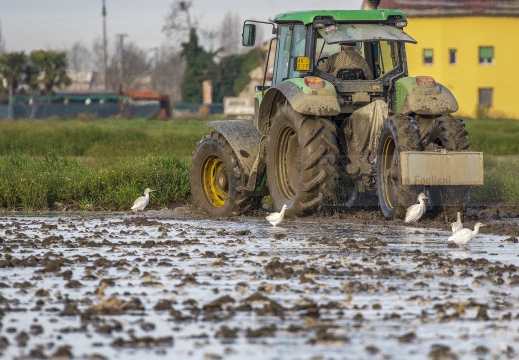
[304, 76, 325, 89]
[416, 76, 436, 88]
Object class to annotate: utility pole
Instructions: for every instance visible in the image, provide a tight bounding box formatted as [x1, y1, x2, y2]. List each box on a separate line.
[117, 33, 127, 93]
[102, 0, 108, 90]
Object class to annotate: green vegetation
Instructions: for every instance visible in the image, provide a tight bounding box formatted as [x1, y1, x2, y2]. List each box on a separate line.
[0, 153, 190, 211]
[211, 48, 262, 102]
[0, 50, 71, 99]
[464, 119, 519, 205]
[464, 118, 519, 155]
[469, 155, 519, 205]
[180, 29, 218, 103]
[0, 117, 517, 211]
[179, 30, 261, 103]
[0, 118, 212, 165]
[0, 118, 212, 211]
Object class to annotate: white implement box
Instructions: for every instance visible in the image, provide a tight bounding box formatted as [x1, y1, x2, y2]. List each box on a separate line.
[400, 150, 484, 186]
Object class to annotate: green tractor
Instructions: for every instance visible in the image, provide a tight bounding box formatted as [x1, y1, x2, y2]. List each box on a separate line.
[190, 6, 483, 219]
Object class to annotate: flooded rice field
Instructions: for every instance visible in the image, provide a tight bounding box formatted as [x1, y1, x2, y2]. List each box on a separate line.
[0, 207, 518, 360]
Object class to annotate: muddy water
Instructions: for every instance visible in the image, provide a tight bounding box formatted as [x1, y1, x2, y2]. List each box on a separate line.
[0, 211, 518, 360]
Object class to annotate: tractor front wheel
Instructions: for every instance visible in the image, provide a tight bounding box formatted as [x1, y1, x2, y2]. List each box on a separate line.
[190, 131, 249, 217]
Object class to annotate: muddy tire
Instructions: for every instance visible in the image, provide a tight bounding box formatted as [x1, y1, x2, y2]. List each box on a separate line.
[377, 115, 422, 219]
[425, 115, 471, 215]
[266, 101, 338, 217]
[190, 131, 252, 217]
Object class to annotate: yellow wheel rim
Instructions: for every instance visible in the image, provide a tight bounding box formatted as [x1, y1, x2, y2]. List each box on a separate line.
[201, 155, 228, 208]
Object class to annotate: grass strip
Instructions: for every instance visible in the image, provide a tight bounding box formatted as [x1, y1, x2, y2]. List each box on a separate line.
[0, 117, 518, 210]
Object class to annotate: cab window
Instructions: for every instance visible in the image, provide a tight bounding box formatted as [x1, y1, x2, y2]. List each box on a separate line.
[272, 25, 291, 85]
[273, 24, 307, 84]
[377, 41, 399, 76]
[315, 36, 341, 67]
[314, 38, 400, 79]
[289, 24, 306, 78]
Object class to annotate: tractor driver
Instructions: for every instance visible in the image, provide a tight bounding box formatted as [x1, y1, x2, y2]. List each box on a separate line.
[317, 42, 374, 80]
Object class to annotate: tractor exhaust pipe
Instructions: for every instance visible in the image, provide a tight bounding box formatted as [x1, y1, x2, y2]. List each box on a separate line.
[368, 0, 380, 9]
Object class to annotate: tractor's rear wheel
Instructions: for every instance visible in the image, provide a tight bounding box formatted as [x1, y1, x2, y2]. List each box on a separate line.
[424, 115, 471, 216]
[266, 101, 338, 217]
[190, 131, 251, 216]
[377, 115, 422, 219]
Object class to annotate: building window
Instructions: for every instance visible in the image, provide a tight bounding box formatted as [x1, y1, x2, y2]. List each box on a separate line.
[449, 49, 457, 65]
[479, 46, 494, 64]
[478, 88, 493, 107]
[423, 49, 433, 64]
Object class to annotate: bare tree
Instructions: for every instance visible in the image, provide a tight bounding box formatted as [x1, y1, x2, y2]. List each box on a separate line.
[218, 12, 241, 57]
[152, 46, 185, 103]
[162, 0, 196, 48]
[122, 42, 151, 90]
[162, 0, 205, 103]
[105, 38, 150, 92]
[67, 41, 93, 71]
[91, 38, 103, 70]
[201, 29, 219, 53]
[91, 36, 111, 90]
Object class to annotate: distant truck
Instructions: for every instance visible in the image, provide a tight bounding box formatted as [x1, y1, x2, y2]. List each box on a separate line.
[190, 3, 483, 219]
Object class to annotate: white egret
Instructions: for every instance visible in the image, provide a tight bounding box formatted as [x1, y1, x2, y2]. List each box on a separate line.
[405, 193, 428, 223]
[265, 204, 288, 227]
[448, 222, 487, 250]
[450, 211, 463, 233]
[131, 188, 154, 215]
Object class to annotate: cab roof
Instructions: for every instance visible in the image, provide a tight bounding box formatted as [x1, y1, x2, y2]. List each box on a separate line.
[272, 9, 406, 25]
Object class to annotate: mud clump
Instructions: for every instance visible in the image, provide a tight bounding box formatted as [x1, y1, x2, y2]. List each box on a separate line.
[112, 336, 174, 348]
[0, 210, 517, 359]
[245, 324, 277, 338]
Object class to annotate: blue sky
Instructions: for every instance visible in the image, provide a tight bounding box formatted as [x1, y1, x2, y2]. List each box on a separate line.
[1, 0, 363, 53]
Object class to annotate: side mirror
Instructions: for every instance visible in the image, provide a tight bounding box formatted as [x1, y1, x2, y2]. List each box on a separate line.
[242, 24, 256, 47]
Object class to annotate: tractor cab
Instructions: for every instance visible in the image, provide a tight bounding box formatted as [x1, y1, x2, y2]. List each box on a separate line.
[243, 10, 417, 115]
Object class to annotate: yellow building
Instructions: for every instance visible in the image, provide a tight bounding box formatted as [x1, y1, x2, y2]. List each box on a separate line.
[374, 0, 519, 119]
